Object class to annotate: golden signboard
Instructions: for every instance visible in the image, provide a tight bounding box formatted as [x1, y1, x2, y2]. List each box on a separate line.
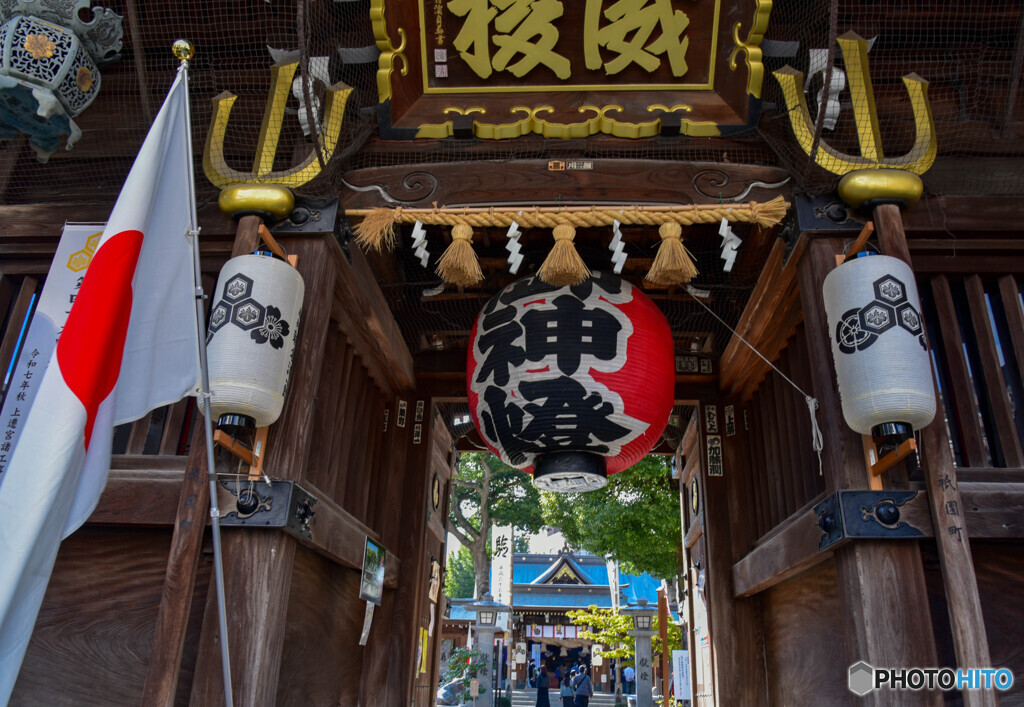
[372, 0, 772, 139]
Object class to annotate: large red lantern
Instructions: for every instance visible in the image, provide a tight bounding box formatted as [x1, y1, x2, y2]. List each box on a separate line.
[467, 272, 675, 492]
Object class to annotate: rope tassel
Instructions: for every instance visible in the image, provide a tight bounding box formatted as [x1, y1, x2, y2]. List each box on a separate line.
[436, 223, 483, 287]
[354, 207, 402, 252]
[539, 223, 590, 286]
[647, 222, 698, 285]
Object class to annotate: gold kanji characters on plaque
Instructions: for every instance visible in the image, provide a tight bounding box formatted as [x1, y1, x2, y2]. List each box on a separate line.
[448, 0, 570, 79]
[584, 0, 689, 76]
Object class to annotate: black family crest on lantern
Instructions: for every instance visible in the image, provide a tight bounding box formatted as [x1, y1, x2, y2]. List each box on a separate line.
[207, 272, 291, 349]
[834, 274, 926, 355]
[467, 271, 677, 493]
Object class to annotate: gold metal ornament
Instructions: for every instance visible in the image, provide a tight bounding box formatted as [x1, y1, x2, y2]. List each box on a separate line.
[24, 34, 56, 60]
[415, 103, 719, 139]
[772, 31, 937, 177]
[217, 184, 295, 221]
[729, 0, 773, 98]
[172, 39, 194, 62]
[837, 169, 924, 209]
[203, 60, 353, 189]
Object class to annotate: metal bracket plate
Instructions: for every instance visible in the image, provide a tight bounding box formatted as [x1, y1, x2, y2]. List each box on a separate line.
[814, 490, 924, 551]
[217, 478, 318, 541]
[271, 197, 339, 235]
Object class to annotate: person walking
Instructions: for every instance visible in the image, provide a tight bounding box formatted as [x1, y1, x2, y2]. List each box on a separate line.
[572, 665, 594, 707]
[535, 666, 551, 707]
[622, 664, 635, 695]
[559, 674, 575, 707]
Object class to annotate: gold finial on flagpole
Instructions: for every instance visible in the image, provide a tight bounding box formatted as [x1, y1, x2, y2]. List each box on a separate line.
[172, 40, 195, 63]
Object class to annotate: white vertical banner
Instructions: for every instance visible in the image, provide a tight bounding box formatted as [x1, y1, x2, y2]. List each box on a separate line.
[606, 557, 620, 612]
[672, 649, 692, 701]
[492, 524, 513, 632]
[0, 224, 103, 483]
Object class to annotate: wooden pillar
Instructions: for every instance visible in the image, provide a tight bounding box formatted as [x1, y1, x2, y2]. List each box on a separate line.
[699, 400, 768, 706]
[874, 205, 996, 707]
[378, 399, 446, 706]
[189, 233, 337, 706]
[798, 236, 940, 707]
[142, 215, 262, 706]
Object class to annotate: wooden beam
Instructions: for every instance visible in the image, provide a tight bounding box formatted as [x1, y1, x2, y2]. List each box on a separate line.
[875, 205, 996, 707]
[140, 436, 219, 707]
[720, 234, 808, 398]
[931, 276, 989, 467]
[798, 237, 939, 705]
[733, 482, 1024, 599]
[733, 506, 828, 599]
[190, 235, 336, 706]
[329, 241, 415, 396]
[965, 274, 1024, 467]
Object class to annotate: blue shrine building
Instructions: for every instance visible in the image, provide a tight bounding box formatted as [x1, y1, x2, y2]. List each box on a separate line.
[443, 547, 673, 692]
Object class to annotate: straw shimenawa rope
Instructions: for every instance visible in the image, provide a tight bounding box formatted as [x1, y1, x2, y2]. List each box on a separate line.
[538, 223, 590, 286]
[352, 196, 789, 252]
[647, 222, 698, 285]
[435, 223, 483, 287]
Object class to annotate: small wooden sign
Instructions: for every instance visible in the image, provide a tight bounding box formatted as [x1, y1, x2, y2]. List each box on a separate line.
[706, 435, 723, 477]
[724, 405, 736, 436]
[704, 405, 718, 434]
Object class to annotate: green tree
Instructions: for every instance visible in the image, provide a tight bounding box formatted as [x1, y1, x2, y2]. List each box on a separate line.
[444, 544, 476, 599]
[449, 452, 544, 597]
[566, 605, 681, 659]
[540, 456, 681, 578]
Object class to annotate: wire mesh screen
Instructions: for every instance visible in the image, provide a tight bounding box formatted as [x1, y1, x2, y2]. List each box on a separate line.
[0, 0, 380, 205]
[1, 0, 1019, 206]
[758, 0, 1024, 195]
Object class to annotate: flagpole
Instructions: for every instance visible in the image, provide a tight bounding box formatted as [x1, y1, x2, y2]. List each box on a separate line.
[174, 40, 235, 707]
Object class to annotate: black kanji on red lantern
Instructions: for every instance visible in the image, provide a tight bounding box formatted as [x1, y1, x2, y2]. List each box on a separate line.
[470, 273, 656, 473]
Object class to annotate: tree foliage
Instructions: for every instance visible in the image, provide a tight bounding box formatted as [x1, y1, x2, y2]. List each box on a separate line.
[448, 452, 544, 596]
[441, 647, 490, 696]
[444, 544, 476, 599]
[566, 606, 681, 659]
[540, 456, 681, 578]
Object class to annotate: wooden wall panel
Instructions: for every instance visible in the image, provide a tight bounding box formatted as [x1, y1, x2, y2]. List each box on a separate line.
[972, 544, 1024, 703]
[12, 528, 172, 706]
[762, 560, 849, 707]
[275, 546, 365, 707]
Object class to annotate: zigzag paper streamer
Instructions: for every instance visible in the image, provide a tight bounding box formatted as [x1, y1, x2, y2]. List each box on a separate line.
[718, 217, 742, 273]
[411, 220, 429, 268]
[505, 221, 523, 274]
[609, 219, 627, 274]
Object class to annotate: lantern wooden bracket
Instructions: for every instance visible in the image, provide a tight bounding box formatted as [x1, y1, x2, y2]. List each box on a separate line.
[213, 426, 271, 483]
[258, 224, 299, 268]
[870, 437, 917, 477]
[835, 221, 875, 267]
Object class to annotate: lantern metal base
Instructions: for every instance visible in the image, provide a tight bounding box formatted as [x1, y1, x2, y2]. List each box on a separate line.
[217, 413, 255, 436]
[533, 452, 608, 493]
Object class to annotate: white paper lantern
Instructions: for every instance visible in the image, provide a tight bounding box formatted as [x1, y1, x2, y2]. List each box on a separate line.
[822, 253, 936, 437]
[201, 253, 304, 429]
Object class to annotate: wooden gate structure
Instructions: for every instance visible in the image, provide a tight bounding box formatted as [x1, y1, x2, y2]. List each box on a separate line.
[0, 0, 1022, 705]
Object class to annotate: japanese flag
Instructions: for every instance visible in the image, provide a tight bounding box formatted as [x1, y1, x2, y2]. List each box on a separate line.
[0, 66, 202, 702]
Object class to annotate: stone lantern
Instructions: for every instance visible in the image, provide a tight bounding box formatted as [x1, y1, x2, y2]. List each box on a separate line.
[622, 599, 658, 707]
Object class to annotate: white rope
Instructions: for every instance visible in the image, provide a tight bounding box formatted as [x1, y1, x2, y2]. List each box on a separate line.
[686, 285, 825, 472]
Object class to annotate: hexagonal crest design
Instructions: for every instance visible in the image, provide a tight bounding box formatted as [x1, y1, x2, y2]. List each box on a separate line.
[208, 302, 231, 333]
[897, 302, 923, 334]
[66, 249, 92, 272]
[873, 276, 907, 304]
[859, 303, 897, 334]
[223, 274, 254, 302]
[84, 232, 101, 253]
[848, 661, 874, 697]
[231, 298, 265, 330]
